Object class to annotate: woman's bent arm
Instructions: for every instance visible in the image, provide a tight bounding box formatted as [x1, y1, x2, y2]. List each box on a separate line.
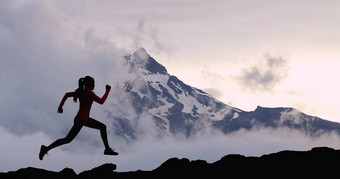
[58, 92, 74, 113]
[91, 89, 110, 105]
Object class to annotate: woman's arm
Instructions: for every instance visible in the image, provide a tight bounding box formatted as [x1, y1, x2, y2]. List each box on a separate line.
[91, 85, 111, 105]
[57, 92, 74, 113]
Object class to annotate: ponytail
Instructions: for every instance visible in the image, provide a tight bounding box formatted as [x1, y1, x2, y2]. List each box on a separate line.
[73, 78, 84, 102]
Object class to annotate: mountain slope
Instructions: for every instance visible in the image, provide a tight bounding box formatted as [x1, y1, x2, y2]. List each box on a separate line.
[108, 48, 340, 139]
[214, 106, 340, 136]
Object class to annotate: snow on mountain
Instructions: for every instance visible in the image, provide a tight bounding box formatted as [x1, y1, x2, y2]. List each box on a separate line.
[213, 106, 340, 136]
[119, 47, 238, 136]
[107, 48, 340, 139]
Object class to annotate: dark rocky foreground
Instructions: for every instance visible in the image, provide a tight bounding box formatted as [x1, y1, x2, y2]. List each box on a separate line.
[1, 147, 339, 178]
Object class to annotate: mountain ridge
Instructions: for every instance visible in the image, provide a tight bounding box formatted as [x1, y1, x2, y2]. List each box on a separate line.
[1, 147, 339, 178]
[108, 48, 340, 139]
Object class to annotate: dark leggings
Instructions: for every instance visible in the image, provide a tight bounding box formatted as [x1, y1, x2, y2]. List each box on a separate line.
[46, 118, 110, 151]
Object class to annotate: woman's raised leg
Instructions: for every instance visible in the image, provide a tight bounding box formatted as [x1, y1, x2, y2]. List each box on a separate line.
[39, 120, 83, 160]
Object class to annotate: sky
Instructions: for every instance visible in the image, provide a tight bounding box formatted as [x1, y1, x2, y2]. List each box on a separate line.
[1, 0, 340, 173]
[48, 0, 340, 122]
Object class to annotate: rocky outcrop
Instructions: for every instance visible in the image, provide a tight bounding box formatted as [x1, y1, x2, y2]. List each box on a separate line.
[1, 147, 339, 178]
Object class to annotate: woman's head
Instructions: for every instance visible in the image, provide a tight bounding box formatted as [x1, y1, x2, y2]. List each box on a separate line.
[74, 76, 95, 102]
[83, 76, 95, 90]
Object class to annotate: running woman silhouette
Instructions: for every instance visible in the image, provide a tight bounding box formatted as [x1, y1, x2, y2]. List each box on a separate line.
[39, 76, 118, 160]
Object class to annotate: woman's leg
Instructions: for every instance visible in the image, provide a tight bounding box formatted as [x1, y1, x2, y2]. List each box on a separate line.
[40, 120, 83, 160]
[84, 118, 110, 149]
[46, 120, 83, 151]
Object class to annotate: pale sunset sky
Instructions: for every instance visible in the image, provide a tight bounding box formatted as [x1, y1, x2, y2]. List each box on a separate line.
[55, 0, 340, 122]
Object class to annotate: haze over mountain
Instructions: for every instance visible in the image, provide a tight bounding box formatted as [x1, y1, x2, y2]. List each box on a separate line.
[105, 48, 340, 140]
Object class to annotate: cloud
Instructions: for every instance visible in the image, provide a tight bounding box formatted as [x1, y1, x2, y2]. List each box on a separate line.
[203, 88, 224, 99]
[0, 1, 135, 173]
[237, 54, 290, 92]
[0, 0, 125, 137]
[201, 66, 225, 85]
[201, 66, 225, 98]
[0, 125, 115, 173]
[2, 121, 340, 173]
[116, 18, 174, 56]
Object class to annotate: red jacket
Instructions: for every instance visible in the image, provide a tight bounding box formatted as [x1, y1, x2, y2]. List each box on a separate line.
[58, 87, 110, 121]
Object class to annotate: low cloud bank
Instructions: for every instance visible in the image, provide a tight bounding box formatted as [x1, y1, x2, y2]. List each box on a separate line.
[2, 121, 340, 173]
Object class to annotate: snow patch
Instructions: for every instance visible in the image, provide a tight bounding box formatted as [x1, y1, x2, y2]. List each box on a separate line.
[149, 97, 173, 132]
[233, 112, 239, 119]
[279, 109, 307, 125]
[145, 74, 169, 93]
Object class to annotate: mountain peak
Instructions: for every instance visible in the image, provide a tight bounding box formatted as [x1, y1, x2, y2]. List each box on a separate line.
[133, 47, 149, 61]
[136, 47, 147, 53]
[125, 47, 168, 75]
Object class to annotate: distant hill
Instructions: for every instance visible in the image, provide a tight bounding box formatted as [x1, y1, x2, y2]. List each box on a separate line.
[1, 147, 339, 178]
